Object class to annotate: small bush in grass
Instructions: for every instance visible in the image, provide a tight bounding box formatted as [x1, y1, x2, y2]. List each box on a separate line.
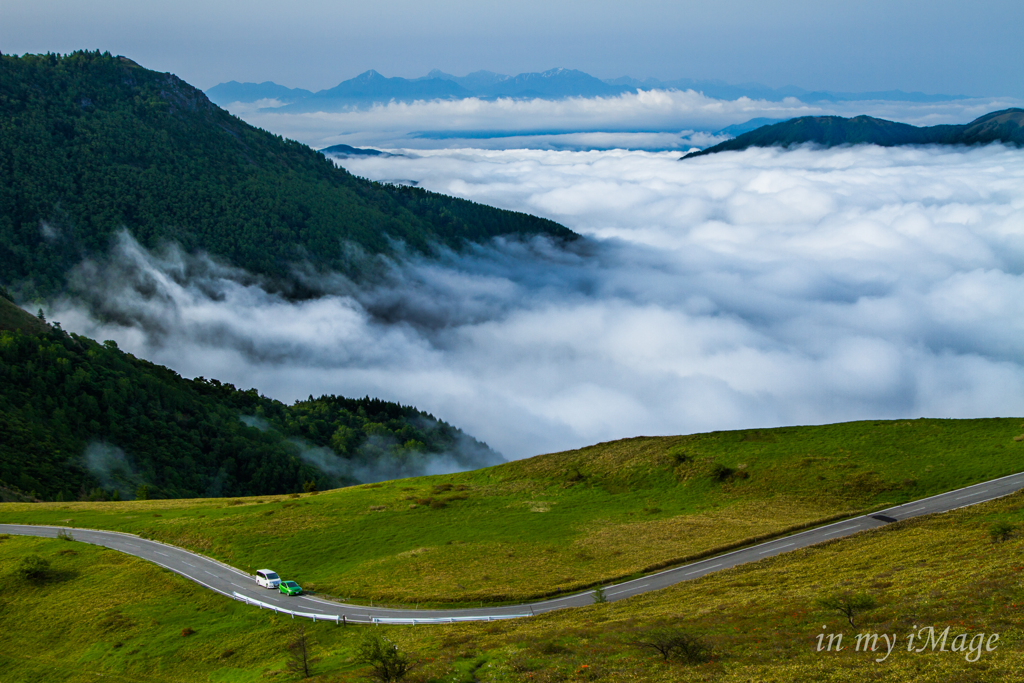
[816, 592, 877, 628]
[56, 528, 74, 541]
[633, 628, 713, 664]
[668, 446, 692, 464]
[990, 520, 1016, 543]
[181, 627, 195, 637]
[710, 463, 735, 481]
[16, 554, 52, 584]
[357, 632, 413, 682]
[592, 586, 607, 603]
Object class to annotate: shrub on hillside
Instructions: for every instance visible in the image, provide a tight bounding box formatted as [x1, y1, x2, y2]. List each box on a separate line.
[16, 554, 53, 584]
[990, 520, 1016, 543]
[633, 627, 714, 664]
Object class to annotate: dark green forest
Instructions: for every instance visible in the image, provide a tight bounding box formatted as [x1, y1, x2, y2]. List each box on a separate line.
[0, 51, 575, 298]
[0, 306, 500, 502]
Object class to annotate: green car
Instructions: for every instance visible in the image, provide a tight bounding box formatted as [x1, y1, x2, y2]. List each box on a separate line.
[279, 580, 302, 596]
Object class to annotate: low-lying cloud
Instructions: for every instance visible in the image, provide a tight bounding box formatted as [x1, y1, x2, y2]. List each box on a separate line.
[50, 143, 1024, 460]
[226, 90, 1024, 151]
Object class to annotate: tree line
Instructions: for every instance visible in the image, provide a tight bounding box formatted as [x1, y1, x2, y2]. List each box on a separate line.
[0, 323, 499, 501]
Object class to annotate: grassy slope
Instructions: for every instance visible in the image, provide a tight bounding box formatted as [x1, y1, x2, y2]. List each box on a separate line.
[0, 297, 49, 335]
[2, 418, 1022, 604]
[1, 488, 1022, 682]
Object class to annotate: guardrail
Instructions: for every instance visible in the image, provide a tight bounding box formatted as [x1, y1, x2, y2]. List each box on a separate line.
[231, 592, 532, 625]
[232, 592, 346, 624]
[370, 614, 532, 625]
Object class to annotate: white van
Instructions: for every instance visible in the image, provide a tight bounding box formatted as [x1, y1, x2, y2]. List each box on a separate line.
[255, 569, 281, 589]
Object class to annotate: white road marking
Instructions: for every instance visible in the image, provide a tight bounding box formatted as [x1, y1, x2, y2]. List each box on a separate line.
[153, 551, 169, 557]
[902, 507, 926, 513]
[822, 525, 861, 537]
[759, 543, 794, 554]
[685, 563, 722, 575]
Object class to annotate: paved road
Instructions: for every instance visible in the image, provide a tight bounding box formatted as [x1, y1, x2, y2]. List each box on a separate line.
[3, 470, 1023, 624]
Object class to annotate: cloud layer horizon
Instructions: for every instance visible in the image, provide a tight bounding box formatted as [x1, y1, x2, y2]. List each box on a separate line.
[50, 143, 1024, 460]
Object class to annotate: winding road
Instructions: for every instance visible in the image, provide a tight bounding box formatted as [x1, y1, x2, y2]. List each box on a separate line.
[3, 470, 1023, 624]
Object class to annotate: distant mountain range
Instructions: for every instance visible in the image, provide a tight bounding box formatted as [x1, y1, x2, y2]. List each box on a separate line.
[206, 68, 964, 111]
[682, 108, 1024, 158]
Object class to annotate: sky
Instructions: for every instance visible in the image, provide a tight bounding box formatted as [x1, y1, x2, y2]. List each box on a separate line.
[3, 0, 1024, 97]
[51, 145, 1024, 460]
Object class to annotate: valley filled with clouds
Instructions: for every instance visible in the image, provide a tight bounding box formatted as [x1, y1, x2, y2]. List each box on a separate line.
[53, 143, 1024, 459]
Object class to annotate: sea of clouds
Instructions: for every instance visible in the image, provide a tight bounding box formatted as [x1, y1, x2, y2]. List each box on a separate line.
[227, 89, 1024, 151]
[51, 143, 1024, 460]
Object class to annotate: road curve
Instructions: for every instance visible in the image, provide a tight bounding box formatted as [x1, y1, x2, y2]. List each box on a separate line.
[3, 470, 1023, 624]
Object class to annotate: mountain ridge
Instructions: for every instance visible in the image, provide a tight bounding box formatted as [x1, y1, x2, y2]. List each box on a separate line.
[207, 68, 968, 110]
[0, 51, 575, 299]
[683, 108, 1024, 158]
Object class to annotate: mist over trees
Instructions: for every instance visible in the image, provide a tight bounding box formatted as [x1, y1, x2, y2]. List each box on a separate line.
[0, 51, 575, 300]
[0, 321, 501, 501]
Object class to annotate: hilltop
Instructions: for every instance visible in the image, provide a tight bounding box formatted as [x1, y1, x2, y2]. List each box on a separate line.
[0, 51, 575, 299]
[683, 108, 1024, 158]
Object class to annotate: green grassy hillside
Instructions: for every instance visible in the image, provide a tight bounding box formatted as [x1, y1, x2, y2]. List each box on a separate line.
[0, 51, 575, 299]
[3, 418, 1022, 604]
[1, 486, 1021, 682]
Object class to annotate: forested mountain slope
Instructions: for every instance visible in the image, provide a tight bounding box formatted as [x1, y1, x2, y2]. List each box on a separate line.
[0, 51, 575, 298]
[684, 108, 1024, 158]
[0, 314, 500, 502]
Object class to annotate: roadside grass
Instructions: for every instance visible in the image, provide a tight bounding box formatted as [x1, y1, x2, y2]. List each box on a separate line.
[0, 488, 1022, 681]
[1, 418, 1022, 604]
